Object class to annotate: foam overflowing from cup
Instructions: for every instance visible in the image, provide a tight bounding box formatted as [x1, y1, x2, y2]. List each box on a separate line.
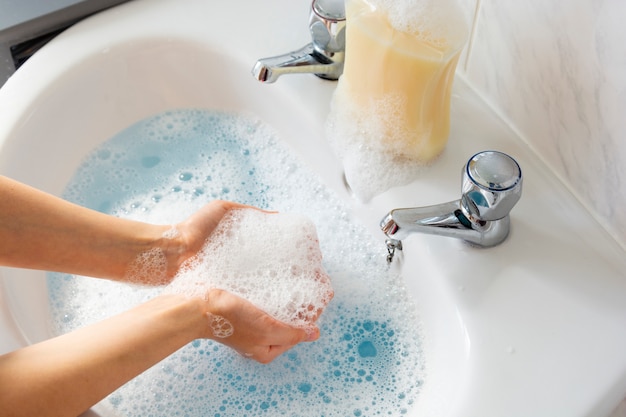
[327, 87, 429, 201]
[326, 0, 469, 201]
[167, 209, 332, 327]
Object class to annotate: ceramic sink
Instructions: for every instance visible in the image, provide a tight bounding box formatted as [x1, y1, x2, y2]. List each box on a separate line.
[0, 1, 625, 416]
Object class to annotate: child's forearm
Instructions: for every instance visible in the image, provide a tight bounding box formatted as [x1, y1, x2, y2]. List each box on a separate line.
[0, 294, 205, 417]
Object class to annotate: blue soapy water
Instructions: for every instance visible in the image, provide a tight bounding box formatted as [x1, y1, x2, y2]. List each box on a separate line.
[63, 110, 269, 215]
[47, 109, 423, 416]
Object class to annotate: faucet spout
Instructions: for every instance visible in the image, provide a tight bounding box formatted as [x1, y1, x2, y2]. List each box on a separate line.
[252, 44, 344, 83]
[380, 151, 522, 255]
[381, 201, 512, 247]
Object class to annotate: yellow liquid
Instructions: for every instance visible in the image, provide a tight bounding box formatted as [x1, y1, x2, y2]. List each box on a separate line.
[340, 0, 466, 161]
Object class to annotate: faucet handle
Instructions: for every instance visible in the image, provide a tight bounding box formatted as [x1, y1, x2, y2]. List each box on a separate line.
[461, 151, 522, 222]
[309, 0, 346, 55]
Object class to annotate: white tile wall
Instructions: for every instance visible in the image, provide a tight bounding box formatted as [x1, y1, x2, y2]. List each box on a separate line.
[457, 1, 626, 415]
[459, 0, 626, 251]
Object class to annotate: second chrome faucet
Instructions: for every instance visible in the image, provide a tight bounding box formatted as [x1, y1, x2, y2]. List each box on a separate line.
[252, 0, 345, 83]
[380, 151, 523, 262]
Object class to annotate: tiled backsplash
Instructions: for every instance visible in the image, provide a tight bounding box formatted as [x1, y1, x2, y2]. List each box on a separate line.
[458, 0, 626, 250]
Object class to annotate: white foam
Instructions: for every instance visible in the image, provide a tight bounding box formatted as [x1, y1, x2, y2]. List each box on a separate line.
[124, 247, 168, 285]
[326, 84, 429, 201]
[167, 209, 332, 327]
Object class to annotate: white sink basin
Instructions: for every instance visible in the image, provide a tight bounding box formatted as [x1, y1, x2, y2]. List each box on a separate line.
[1, 1, 625, 416]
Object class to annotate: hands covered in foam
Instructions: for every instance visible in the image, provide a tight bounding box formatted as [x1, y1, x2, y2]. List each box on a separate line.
[0, 179, 331, 417]
[146, 200, 334, 363]
[199, 289, 322, 363]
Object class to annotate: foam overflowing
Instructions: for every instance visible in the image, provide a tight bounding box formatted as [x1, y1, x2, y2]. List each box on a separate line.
[327, 0, 468, 201]
[47, 109, 424, 417]
[326, 86, 430, 201]
[168, 209, 332, 327]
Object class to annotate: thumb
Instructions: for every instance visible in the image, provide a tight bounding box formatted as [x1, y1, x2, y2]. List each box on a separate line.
[271, 322, 320, 346]
[270, 325, 320, 357]
[303, 325, 320, 342]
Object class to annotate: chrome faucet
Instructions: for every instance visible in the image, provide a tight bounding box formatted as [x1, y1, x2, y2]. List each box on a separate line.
[381, 151, 523, 262]
[252, 0, 345, 83]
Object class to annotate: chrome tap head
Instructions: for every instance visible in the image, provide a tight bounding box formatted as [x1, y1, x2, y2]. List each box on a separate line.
[461, 151, 522, 222]
[310, 0, 346, 54]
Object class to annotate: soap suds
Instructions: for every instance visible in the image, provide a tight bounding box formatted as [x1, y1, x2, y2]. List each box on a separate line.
[167, 209, 332, 327]
[326, 88, 430, 201]
[124, 247, 168, 285]
[207, 314, 234, 339]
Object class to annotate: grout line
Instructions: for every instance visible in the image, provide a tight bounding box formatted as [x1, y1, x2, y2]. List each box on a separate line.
[462, 0, 482, 72]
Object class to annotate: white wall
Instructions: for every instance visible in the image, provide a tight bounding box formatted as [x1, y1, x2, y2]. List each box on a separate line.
[458, 0, 626, 250]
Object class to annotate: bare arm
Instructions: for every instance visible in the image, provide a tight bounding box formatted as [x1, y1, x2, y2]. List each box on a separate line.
[0, 176, 325, 416]
[0, 175, 249, 284]
[0, 291, 318, 417]
[0, 175, 172, 281]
